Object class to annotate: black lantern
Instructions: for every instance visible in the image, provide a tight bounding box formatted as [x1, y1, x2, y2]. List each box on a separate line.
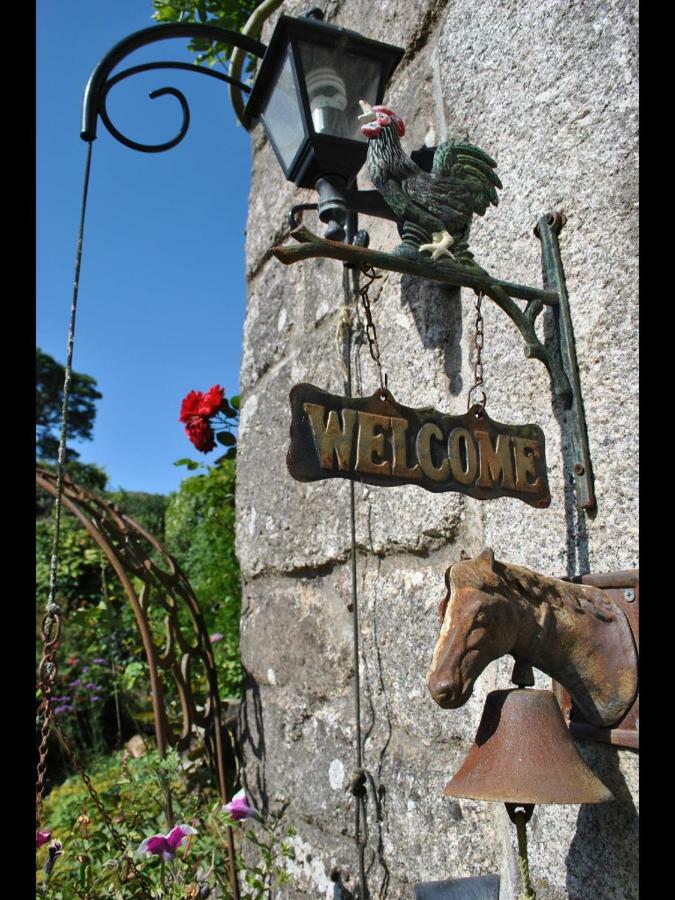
[245, 9, 404, 190]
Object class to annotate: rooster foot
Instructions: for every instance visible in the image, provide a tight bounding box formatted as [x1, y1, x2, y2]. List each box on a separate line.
[419, 230, 457, 261]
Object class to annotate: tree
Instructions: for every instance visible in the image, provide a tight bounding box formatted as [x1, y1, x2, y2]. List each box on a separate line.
[151, 0, 261, 68]
[165, 458, 242, 694]
[36, 347, 102, 463]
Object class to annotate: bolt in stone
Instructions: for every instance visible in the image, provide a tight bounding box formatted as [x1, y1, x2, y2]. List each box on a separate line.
[623, 589, 635, 602]
[574, 463, 585, 476]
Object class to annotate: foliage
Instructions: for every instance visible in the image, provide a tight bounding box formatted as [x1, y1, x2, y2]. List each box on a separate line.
[39, 749, 295, 898]
[165, 457, 242, 695]
[36, 515, 108, 614]
[106, 490, 169, 541]
[36, 348, 103, 463]
[152, 0, 262, 69]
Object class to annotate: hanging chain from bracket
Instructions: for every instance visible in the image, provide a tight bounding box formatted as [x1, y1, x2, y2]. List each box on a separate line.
[36, 142, 94, 835]
[467, 290, 487, 413]
[358, 266, 387, 398]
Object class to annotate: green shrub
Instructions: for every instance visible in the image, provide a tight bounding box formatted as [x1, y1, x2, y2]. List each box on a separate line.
[39, 749, 295, 898]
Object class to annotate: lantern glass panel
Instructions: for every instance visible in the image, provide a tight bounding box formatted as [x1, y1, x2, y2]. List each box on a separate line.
[297, 41, 382, 142]
[260, 49, 306, 170]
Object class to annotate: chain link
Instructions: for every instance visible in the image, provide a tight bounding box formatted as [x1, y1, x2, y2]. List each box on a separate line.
[358, 265, 387, 396]
[467, 290, 487, 413]
[36, 606, 63, 829]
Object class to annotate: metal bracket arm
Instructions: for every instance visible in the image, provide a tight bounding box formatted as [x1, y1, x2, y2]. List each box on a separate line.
[80, 23, 267, 148]
[273, 224, 570, 400]
[273, 214, 596, 511]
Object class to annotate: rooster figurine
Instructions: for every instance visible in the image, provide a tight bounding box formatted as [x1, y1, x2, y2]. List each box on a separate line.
[359, 101, 502, 265]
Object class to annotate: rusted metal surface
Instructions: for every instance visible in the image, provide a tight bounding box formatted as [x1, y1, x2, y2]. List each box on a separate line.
[35, 466, 240, 899]
[553, 570, 639, 750]
[288, 384, 551, 508]
[427, 550, 638, 728]
[443, 688, 612, 805]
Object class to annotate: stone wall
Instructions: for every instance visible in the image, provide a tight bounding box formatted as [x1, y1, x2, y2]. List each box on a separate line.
[236, 1, 638, 897]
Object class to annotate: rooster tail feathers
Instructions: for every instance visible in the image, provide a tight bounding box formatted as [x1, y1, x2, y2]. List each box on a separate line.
[456, 156, 502, 188]
[432, 141, 502, 213]
[450, 143, 498, 168]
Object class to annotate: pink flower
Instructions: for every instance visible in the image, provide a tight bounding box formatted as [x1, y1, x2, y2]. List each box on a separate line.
[136, 823, 197, 862]
[210, 633, 223, 643]
[36, 830, 51, 849]
[223, 789, 258, 822]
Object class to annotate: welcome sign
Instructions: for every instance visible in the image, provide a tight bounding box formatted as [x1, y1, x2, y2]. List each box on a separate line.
[287, 384, 550, 508]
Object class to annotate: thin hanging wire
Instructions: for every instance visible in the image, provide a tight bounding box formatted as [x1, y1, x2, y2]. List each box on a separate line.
[36, 141, 94, 831]
[341, 263, 369, 898]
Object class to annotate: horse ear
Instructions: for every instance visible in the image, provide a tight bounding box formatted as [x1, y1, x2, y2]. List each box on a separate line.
[438, 566, 453, 621]
[477, 548, 496, 570]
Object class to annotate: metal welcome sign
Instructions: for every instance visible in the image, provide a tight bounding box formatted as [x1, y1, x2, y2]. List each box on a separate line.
[287, 384, 550, 508]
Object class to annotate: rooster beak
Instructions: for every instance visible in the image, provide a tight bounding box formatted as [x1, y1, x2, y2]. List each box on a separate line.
[357, 99, 377, 124]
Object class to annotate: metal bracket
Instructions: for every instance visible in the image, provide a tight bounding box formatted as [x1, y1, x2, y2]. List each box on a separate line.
[535, 212, 595, 509]
[79, 23, 267, 150]
[273, 212, 595, 510]
[553, 570, 639, 750]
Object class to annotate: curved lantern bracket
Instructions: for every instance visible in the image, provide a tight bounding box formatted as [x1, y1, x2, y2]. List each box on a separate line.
[80, 23, 267, 149]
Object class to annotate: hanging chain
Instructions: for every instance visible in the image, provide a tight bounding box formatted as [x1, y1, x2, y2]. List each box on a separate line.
[467, 290, 487, 412]
[358, 265, 387, 397]
[36, 141, 94, 829]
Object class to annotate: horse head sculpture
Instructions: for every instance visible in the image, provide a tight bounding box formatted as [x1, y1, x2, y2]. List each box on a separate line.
[427, 549, 638, 727]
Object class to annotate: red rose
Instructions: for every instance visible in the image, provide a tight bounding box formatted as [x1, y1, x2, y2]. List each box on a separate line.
[179, 390, 204, 423]
[184, 415, 216, 453]
[199, 384, 225, 418]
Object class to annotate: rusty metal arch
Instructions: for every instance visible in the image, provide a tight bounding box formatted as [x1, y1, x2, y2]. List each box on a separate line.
[36, 465, 240, 895]
[36, 465, 232, 788]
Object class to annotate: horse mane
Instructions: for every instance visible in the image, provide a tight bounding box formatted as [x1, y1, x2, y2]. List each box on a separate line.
[496, 560, 616, 623]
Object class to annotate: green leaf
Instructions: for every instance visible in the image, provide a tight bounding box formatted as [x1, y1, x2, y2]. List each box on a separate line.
[174, 458, 200, 470]
[216, 431, 236, 446]
[230, 395, 240, 410]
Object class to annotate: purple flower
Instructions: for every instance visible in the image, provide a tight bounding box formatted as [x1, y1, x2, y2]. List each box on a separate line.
[93, 658, 106, 665]
[82, 667, 89, 674]
[44, 839, 63, 876]
[85, 683, 97, 690]
[209, 633, 223, 644]
[137, 824, 197, 862]
[223, 789, 258, 822]
[70, 679, 81, 688]
[90, 696, 102, 703]
[54, 705, 73, 715]
[36, 830, 51, 849]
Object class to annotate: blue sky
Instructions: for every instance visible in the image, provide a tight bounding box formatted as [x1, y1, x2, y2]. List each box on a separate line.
[37, 1, 254, 495]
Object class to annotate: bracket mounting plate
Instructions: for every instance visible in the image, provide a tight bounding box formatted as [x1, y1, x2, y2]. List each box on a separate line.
[552, 569, 639, 750]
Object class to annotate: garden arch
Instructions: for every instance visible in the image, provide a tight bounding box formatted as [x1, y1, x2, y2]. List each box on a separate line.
[36, 465, 239, 894]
